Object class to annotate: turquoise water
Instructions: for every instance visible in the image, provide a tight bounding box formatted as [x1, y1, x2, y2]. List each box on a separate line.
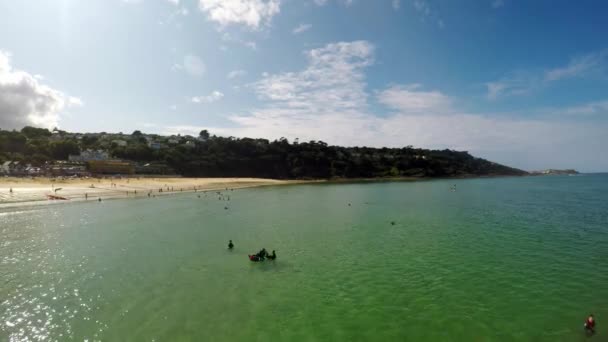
[1, 175, 607, 341]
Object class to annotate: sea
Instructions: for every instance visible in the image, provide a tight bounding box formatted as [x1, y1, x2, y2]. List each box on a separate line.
[1, 174, 607, 341]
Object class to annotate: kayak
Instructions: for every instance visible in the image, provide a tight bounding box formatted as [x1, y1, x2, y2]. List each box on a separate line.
[249, 255, 264, 262]
[47, 194, 69, 200]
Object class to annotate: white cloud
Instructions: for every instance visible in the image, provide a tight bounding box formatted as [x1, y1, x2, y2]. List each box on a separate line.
[558, 100, 608, 116]
[377, 84, 451, 114]
[252, 41, 373, 106]
[174, 41, 606, 171]
[167, 0, 179, 5]
[192, 91, 224, 103]
[292, 23, 312, 34]
[545, 49, 607, 81]
[488, 49, 608, 99]
[486, 69, 545, 99]
[227, 69, 247, 79]
[173, 54, 205, 76]
[314, 0, 328, 5]
[0, 50, 82, 130]
[412, 0, 443, 27]
[492, 0, 504, 8]
[198, 0, 281, 29]
[392, 0, 400, 10]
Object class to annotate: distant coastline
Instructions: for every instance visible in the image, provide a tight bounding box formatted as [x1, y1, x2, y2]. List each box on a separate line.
[1, 127, 526, 180]
[529, 169, 580, 176]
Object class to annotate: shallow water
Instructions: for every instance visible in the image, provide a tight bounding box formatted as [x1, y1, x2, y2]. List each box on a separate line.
[1, 175, 607, 341]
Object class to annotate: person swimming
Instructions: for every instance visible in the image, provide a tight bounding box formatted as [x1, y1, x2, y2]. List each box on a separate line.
[256, 248, 268, 259]
[584, 314, 596, 334]
[228, 240, 234, 249]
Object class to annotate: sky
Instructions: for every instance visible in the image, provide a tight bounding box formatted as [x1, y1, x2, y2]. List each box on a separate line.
[0, 0, 607, 172]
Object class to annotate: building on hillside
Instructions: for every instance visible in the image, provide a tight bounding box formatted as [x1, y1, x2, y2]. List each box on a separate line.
[167, 138, 179, 145]
[48, 161, 89, 177]
[88, 160, 134, 175]
[68, 150, 110, 162]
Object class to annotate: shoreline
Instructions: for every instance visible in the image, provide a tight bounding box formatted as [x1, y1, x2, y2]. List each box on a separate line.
[0, 174, 527, 210]
[0, 177, 317, 210]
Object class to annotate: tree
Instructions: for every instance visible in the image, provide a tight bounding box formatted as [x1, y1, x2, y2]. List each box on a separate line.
[199, 130, 210, 140]
[132, 130, 143, 136]
[21, 126, 52, 139]
[50, 141, 80, 160]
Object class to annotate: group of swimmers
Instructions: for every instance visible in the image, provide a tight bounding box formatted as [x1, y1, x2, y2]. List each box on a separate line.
[252, 248, 276, 260]
[228, 240, 277, 261]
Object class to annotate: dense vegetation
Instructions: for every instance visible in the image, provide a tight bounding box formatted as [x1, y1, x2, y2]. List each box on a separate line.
[0, 127, 527, 178]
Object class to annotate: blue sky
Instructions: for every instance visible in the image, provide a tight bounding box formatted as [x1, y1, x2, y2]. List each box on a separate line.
[0, 0, 607, 171]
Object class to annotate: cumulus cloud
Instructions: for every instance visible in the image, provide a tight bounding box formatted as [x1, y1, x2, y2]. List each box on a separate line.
[292, 23, 312, 34]
[198, 0, 281, 29]
[192, 91, 224, 103]
[0, 50, 81, 130]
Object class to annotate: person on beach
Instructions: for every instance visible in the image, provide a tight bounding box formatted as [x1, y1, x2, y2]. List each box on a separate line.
[228, 240, 234, 249]
[585, 314, 596, 335]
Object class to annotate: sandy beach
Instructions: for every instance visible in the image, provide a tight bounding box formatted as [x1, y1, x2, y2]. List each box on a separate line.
[0, 177, 309, 208]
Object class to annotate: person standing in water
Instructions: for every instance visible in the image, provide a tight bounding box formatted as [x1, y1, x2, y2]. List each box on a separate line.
[585, 314, 596, 335]
[228, 240, 234, 249]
